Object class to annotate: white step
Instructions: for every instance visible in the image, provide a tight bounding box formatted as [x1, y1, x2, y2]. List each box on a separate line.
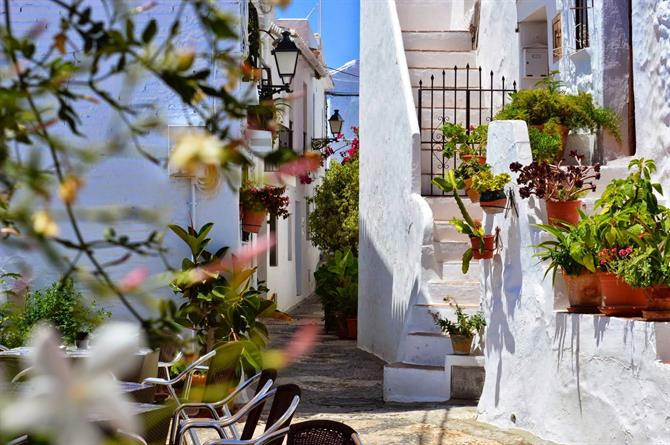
[409, 302, 481, 332]
[402, 31, 473, 52]
[433, 239, 470, 263]
[396, 1, 474, 32]
[405, 50, 477, 68]
[434, 219, 469, 242]
[426, 197, 482, 221]
[383, 362, 449, 402]
[442, 260, 481, 282]
[409, 67, 481, 89]
[426, 282, 481, 305]
[402, 331, 452, 366]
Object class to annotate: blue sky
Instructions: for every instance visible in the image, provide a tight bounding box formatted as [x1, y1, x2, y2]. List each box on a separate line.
[276, 0, 359, 69]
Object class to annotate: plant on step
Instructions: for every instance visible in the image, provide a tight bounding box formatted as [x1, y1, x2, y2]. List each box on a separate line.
[432, 170, 492, 273]
[535, 218, 600, 281]
[431, 305, 486, 337]
[495, 71, 621, 140]
[441, 122, 488, 159]
[168, 223, 277, 373]
[470, 170, 511, 202]
[314, 248, 358, 336]
[510, 152, 600, 202]
[528, 124, 563, 163]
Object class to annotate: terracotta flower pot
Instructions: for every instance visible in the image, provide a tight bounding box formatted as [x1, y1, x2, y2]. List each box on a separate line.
[643, 286, 670, 320]
[480, 197, 507, 214]
[464, 178, 480, 203]
[598, 272, 647, 317]
[241, 209, 267, 233]
[546, 199, 582, 226]
[450, 335, 473, 355]
[470, 235, 495, 260]
[337, 318, 357, 340]
[562, 271, 601, 312]
[460, 154, 486, 165]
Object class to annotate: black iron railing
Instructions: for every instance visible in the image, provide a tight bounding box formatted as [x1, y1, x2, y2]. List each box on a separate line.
[418, 65, 517, 196]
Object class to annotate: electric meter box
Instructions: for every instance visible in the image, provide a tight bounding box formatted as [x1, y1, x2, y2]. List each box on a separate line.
[523, 48, 549, 77]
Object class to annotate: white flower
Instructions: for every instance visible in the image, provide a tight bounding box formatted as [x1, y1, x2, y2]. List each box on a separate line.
[170, 131, 222, 174]
[0, 322, 144, 445]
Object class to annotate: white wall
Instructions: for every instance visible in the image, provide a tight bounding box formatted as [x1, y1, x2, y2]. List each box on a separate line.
[359, 0, 433, 362]
[260, 21, 329, 311]
[477, 120, 670, 444]
[0, 1, 246, 319]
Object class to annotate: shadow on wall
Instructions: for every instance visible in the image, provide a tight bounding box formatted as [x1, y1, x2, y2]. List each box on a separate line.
[358, 220, 402, 361]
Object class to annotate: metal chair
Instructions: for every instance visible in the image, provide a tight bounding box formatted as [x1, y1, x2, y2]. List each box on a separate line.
[174, 384, 301, 445]
[169, 369, 277, 442]
[142, 349, 217, 445]
[287, 420, 363, 445]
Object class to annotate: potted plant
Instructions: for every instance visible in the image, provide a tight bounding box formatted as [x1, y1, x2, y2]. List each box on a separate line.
[587, 159, 668, 316]
[536, 220, 602, 312]
[454, 158, 491, 203]
[239, 182, 290, 233]
[433, 170, 496, 273]
[470, 170, 511, 214]
[441, 122, 488, 163]
[495, 72, 620, 159]
[510, 151, 600, 225]
[432, 305, 486, 355]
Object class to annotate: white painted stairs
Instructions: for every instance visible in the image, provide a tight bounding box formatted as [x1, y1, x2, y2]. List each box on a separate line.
[384, 0, 486, 403]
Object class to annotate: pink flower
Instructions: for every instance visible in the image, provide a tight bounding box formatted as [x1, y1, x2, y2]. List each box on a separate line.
[118, 267, 149, 292]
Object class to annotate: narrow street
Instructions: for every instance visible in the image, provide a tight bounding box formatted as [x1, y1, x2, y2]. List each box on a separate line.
[266, 296, 553, 445]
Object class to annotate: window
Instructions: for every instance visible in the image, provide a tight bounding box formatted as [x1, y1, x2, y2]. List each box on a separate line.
[552, 14, 562, 61]
[574, 0, 589, 50]
[287, 212, 293, 261]
[306, 201, 311, 241]
[269, 217, 278, 267]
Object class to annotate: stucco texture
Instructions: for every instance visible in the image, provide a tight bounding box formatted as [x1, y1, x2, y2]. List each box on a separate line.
[358, 0, 433, 362]
[477, 121, 670, 444]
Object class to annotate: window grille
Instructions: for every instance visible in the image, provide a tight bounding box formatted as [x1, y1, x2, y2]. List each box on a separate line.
[574, 0, 590, 50]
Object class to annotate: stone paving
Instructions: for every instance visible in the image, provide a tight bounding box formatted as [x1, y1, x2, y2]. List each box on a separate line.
[198, 295, 555, 445]
[262, 296, 555, 445]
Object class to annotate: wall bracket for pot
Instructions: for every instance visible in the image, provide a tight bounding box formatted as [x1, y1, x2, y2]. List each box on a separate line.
[504, 188, 519, 219]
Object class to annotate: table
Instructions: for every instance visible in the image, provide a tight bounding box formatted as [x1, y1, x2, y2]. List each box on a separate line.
[0, 347, 159, 383]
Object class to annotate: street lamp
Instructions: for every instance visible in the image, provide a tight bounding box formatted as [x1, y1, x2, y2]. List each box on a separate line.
[312, 109, 345, 150]
[259, 30, 301, 100]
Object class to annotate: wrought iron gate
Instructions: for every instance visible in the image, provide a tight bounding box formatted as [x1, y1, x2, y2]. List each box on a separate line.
[418, 66, 517, 196]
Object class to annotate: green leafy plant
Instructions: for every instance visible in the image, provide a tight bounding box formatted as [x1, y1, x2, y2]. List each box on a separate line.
[528, 125, 562, 163]
[433, 170, 488, 273]
[314, 248, 358, 330]
[454, 158, 491, 183]
[470, 171, 511, 201]
[168, 223, 277, 370]
[496, 71, 620, 140]
[441, 123, 488, 159]
[432, 305, 486, 337]
[240, 182, 290, 218]
[535, 217, 599, 280]
[0, 279, 110, 348]
[308, 158, 359, 255]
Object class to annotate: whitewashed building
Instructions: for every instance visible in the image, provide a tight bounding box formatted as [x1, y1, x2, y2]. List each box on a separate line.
[251, 15, 334, 311]
[0, 1, 328, 317]
[360, 0, 670, 442]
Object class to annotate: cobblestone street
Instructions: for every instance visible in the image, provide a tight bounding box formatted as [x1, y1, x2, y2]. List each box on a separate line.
[263, 296, 554, 445]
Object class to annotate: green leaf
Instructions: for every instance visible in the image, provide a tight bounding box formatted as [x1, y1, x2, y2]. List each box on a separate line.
[142, 19, 157, 44]
[462, 248, 473, 274]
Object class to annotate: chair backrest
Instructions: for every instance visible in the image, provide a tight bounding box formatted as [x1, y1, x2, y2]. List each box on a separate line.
[287, 420, 361, 445]
[241, 383, 301, 442]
